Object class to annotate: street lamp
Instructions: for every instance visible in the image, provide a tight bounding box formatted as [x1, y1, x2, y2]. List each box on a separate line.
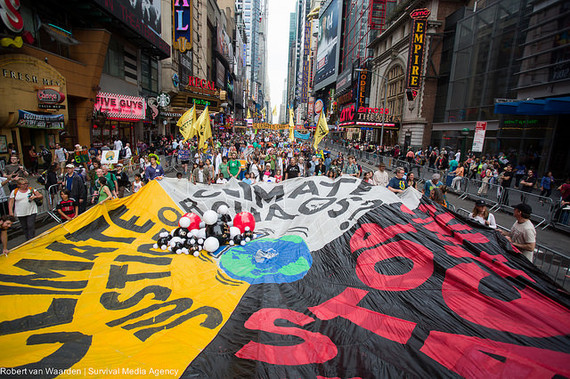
[355, 68, 388, 147]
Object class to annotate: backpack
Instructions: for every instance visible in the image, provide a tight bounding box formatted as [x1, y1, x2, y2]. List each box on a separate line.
[37, 171, 47, 185]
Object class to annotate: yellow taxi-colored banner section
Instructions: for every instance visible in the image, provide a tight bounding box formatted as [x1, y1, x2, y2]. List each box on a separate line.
[0, 180, 249, 377]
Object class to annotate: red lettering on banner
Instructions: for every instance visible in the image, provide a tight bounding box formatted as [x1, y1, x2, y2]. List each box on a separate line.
[442, 262, 570, 337]
[309, 287, 416, 344]
[400, 204, 415, 215]
[421, 330, 570, 378]
[235, 308, 337, 365]
[350, 223, 416, 252]
[354, 240, 433, 291]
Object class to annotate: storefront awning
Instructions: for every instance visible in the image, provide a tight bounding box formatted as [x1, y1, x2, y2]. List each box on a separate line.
[494, 97, 570, 115]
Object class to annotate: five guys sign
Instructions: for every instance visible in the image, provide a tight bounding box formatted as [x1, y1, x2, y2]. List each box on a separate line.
[406, 8, 430, 89]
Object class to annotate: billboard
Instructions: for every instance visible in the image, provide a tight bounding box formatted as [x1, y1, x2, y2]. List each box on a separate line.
[314, 0, 342, 91]
[173, 0, 192, 53]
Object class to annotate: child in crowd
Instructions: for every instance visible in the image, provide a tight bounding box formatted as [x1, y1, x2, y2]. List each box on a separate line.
[274, 169, 282, 183]
[132, 174, 143, 193]
[243, 172, 253, 185]
[216, 173, 227, 184]
[56, 189, 78, 221]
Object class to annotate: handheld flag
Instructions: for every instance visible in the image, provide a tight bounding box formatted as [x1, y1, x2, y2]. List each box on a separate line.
[196, 106, 212, 151]
[177, 105, 196, 141]
[288, 108, 295, 142]
[314, 112, 329, 150]
[272, 106, 277, 117]
[247, 109, 251, 119]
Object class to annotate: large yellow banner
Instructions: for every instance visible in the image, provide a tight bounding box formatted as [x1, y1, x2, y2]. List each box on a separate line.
[0, 180, 248, 377]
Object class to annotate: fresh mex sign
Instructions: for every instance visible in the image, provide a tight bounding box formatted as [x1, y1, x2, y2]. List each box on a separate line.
[406, 8, 430, 89]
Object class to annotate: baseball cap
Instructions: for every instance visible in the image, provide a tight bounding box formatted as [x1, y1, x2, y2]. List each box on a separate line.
[432, 173, 441, 180]
[475, 200, 486, 207]
[65, 163, 75, 168]
[513, 203, 532, 215]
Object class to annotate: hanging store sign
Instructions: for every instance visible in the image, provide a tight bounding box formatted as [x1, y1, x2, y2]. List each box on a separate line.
[357, 69, 370, 109]
[406, 8, 430, 89]
[16, 110, 64, 129]
[94, 92, 146, 120]
[37, 88, 65, 104]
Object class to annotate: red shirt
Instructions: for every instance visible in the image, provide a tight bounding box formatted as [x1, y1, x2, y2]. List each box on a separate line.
[57, 199, 76, 218]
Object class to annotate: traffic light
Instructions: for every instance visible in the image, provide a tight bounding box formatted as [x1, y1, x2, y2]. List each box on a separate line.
[406, 89, 418, 101]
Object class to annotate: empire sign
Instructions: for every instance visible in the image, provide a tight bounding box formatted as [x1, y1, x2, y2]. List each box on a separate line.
[406, 8, 430, 89]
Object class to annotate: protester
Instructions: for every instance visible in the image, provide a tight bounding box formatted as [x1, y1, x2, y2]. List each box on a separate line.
[228, 153, 242, 179]
[132, 174, 143, 193]
[387, 167, 408, 194]
[423, 173, 443, 196]
[191, 161, 211, 184]
[144, 154, 164, 181]
[56, 189, 78, 222]
[539, 171, 554, 198]
[450, 162, 465, 191]
[115, 164, 130, 198]
[470, 199, 496, 229]
[93, 177, 114, 204]
[519, 169, 536, 202]
[8, 178, 42, 240]
[500, 203, 536, 262]
[53, 143, 69, 175]
[430, 187, 447, 208]
[0, 215, 16, 255]
[284, 157, 301, 180]
[372, 163, 389, 187]
[406, 172, 418, 190]
[63, 163, 87, 213]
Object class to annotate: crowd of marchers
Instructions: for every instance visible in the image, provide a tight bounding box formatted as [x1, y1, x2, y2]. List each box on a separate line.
[0, 131, 568, 260]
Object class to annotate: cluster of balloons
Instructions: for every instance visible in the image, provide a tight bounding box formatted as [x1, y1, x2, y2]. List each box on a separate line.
[153, 205, 257, 256]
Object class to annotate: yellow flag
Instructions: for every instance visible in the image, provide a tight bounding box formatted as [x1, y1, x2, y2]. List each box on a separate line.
[272, 106, 277, 116]
[247, 109, 251, 119]
[288, 108, 295, 142]
[313, 112, 329, 150]
[177, 105, 196, 141]
[196, 106, 212, 151]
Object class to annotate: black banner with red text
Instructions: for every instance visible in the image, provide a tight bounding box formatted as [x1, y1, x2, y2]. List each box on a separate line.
[182, 199, 570, 378]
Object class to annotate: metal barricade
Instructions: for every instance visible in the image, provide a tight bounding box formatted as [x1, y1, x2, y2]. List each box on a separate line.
[459, 178, 504, 211]
[533, 244, 570, 291]
[496, 187, 554, 229]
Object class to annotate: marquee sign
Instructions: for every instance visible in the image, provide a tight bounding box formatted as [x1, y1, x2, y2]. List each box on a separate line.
[94, 92, 146, 121]
[173, 0, 192, 52]
[339, 103, 393, 127]
[406, 8, 430, 89]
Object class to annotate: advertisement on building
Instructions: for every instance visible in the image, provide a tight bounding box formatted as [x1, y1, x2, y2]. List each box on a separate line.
[314, 0, 342, 91]
[301, 20, 312, 103]
[357, 69, 370, 109]
[92, 0, 169, 57]
[217, 24, 234, 64]
[173, 0, 192, 52]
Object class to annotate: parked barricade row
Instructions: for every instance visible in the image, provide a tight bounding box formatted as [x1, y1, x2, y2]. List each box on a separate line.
[496, 187, 554, 229]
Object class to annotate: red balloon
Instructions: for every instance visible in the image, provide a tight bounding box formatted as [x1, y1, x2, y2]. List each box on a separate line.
[233, 212, 255, 233]
[181, 212, 202, 230]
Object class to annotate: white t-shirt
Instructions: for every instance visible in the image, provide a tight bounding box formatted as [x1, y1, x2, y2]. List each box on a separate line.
[470, 213, 497, 229]
[373, 170, 389, 187]
[133, 180, 143, 193]
[124, 146, 132, 159]
[510, 220, 536, 261]
[10, 188, 38, 217]
[216, 177, 228, 184]
[0, 177, 8, 202]
[54, 148, 67, 163]
[114, 140, 123, 151]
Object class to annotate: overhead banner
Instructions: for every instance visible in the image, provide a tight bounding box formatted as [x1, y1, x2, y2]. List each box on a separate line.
[0, 178, 569, 377]
[294, 130, 310, 139]
[16, 110, 64, 129]
[472, 121, 487, 152]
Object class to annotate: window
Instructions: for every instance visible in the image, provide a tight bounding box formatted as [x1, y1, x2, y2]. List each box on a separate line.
[383, 65, 404, 121]
[103, 38, 124, 78]
[141, 54, 158, 93]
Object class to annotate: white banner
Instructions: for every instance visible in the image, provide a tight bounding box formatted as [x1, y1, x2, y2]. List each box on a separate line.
[101, 149, 120, 164]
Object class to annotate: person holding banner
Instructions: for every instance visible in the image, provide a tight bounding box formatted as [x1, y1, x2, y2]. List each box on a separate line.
[144, 154, 164, 181]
